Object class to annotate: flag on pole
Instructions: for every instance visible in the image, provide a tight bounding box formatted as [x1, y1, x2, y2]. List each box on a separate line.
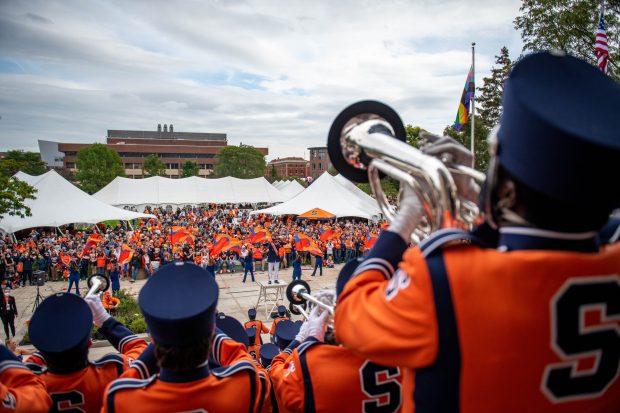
[595, 5, 609, 73]
[454, 65, 475, 131]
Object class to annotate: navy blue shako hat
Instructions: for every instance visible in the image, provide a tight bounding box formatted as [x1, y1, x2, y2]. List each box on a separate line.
[216, 314, 249, 349]
[498, 51, 620, 211]
[29, 293, 92, 355]
[260, 343, 279, 368]
[139, 262, 218, 347]
[274, 320, 297, 350]
[248, 308, 257, 319]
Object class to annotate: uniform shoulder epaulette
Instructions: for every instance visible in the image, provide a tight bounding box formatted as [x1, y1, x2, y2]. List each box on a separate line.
[107, 376, 157, 395]
[419, 228, 485, 258]
[0, 360, 30, 374]
[212, 360, 256, 379]
[24, 362, 47, 375]
[297, 337, 321, 356]
[92, 353, 124, 376]
[92, 353, 124, 366]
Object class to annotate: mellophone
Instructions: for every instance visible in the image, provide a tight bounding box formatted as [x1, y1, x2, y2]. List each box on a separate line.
[326, 100, 486, 243]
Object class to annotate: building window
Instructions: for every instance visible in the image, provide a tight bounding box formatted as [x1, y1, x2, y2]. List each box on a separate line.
[66, 162, 76, 169]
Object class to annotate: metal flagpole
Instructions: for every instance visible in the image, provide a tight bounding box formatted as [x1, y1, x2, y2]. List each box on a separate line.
[471, 42, 476, 168]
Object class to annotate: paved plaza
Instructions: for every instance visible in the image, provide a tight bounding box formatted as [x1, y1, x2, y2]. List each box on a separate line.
[9, 263, 344, 359]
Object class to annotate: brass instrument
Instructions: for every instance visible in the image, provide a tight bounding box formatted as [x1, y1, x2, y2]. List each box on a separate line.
[327, 100, 485, 242]
[286, 280, 335, 329]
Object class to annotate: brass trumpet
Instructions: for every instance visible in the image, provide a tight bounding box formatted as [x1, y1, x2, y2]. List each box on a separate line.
[327, 100, 484, 241]
[286, 280, 335, 329]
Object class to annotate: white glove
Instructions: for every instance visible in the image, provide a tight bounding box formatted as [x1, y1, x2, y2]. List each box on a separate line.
[419, 132, 480, 203]
[306, 307, 330, 342]
[84, 294, 111, 328]
[294, 320, 309, 343]
[389, 184, 425, 243]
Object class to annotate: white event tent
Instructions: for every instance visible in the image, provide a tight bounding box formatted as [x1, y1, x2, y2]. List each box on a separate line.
[93, 176, 285, 210]
[251, 172, 382, 220]
[277, 180, 305, 200]
[0, 171, 155, 233]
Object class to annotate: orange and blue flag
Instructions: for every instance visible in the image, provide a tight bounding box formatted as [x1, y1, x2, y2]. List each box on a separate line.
[118, 244, 134, 265]
[454, 64, 475, 131]
[171, 226, 195, 245]
[319, 225, 336, 241]
[250, 226, 272, 244]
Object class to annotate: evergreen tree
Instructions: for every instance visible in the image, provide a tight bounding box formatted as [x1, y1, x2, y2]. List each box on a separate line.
[477, 47, 512, 129]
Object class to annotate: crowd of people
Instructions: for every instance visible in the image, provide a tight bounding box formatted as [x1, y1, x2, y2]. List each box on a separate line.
[0, 207, 382, 296]
[1, 52, 619, 412]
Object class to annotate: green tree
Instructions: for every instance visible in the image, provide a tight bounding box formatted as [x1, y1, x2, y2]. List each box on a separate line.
[75, 143, 125, 194]
[477, 46, 512, 129]
[0, 175, 37, 218]
[143, 154, 166, 177]
[213, 145, 266, 178]
[405, 124, 427, 148]
[443, 117, 491, 172]
[0, 150, 46, 176]
[181, 161, 199, 177]
[357, 178, 400, 198]
[514, 0, 620, 78]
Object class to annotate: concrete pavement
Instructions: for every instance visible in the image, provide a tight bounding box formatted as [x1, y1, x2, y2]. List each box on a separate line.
[8, 262, 343, 359]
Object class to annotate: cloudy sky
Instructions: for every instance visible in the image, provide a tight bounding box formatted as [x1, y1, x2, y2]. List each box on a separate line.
[0, 0, 522, 160]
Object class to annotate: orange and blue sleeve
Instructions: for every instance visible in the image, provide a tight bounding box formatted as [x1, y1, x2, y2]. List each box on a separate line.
[211, 331, 255, 366]
[335, 231, 438, 368]
[98, 317, 148, 363]
[269, 350, 304, 413]
[0, 345, 52, 413]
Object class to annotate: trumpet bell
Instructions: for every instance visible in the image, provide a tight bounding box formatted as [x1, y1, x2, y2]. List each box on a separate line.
[327, 100, 407, 183]
[286, 280, 311, 305]
[87, 274, 110, 294]
[289, 302, 307, 316]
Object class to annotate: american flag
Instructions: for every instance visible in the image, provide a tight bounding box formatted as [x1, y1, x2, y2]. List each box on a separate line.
[595, 7, 609, 73]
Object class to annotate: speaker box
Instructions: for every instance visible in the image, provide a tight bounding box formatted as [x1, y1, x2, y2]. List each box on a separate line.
[33, 270, 45, 287]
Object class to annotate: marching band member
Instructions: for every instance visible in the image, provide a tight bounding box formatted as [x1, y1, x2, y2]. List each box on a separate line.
[102, 262, 269, 412]
[0, 344, 51, 413]
[27, 292, 149, 412]
[335, 52, 620, 412]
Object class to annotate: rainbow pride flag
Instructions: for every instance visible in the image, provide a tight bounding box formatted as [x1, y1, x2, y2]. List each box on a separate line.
[454, 65, 475, 131]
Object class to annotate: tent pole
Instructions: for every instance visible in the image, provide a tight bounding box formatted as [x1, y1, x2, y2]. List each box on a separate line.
[57, 227, 66, 237]
[12, 233, 17, 243]
[128, 220, 134, 230]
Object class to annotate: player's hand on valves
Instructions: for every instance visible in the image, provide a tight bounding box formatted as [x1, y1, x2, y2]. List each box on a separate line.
[306, 307, 330, 342]
[84, 293, 111, 328]
[419, 132, 480, 203]
[294, 320, 309, 343]
[390, 183, 425, 243]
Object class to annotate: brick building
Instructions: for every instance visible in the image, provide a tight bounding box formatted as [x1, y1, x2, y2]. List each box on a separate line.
[267, 157, 309, 179]
[308, 146, 331, 180]
[53, 124, 268, 178]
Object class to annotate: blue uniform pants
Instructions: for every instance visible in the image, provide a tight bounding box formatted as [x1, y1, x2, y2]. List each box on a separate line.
[311, 259, 323, 276]
[243, 264, 254, 282]
[67, 278, 79, 294]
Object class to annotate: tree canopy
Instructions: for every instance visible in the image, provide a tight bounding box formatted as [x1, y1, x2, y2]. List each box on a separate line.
[477, 46, 512, 129]
[0, 175, 37, 219]
[181, 161, 199, 177]
[0, 150, 46, 176]
[515, 0, 620, 78]
[75, 143, 125, 194]
[143, 154, 166, 177]
[443, 117, 491, 172]
[405, 124, 427, 148]
[213, 145, 266, 178]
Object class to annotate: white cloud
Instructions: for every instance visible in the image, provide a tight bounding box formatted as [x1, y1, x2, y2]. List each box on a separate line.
[0, 0, 522, 160]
